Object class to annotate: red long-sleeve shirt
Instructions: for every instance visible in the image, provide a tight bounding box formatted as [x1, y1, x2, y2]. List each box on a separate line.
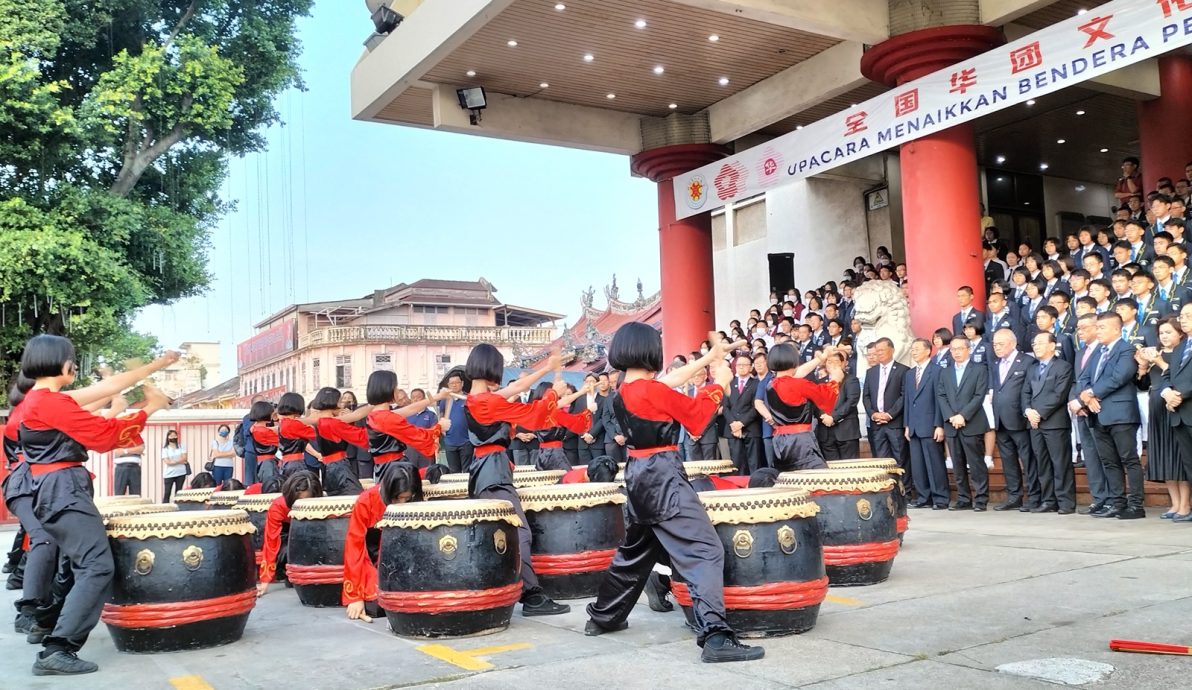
[366, 409, 441, 458]
[617, 379, 724, 438]
[341, 486, 386, 605]
[770, 376, 839, 412]
[258, 496, 290, 584]
[555, 407, 592, 436]
[19, 388, 146, 463]
[466, 389, 560, 430]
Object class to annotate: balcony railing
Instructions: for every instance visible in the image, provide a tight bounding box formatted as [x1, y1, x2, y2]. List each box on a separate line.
[297, 325, 556, 349]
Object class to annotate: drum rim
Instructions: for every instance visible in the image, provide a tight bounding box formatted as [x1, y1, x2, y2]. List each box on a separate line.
[776, 468, 896, 492]
[422, 484, 469, 498]
[375, 498, 521, 529]
[682, 460, 737, 477]
[235, 493, 283, 510]
[172, 488, 217, 502]
[697, 487, 821, 524]
[825, 459, 904, 475]
[207, 490, 247, 504]
[98, 503, 180, 520]
[517, 482, 627, 511]
[105, 508, 255, 539]
[94, 496, 152, 506]
[290, 496, 359, 519]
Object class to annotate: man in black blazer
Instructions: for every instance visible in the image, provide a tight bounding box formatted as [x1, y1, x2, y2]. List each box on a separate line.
[816, 354, 862, 459]
[937, 338, 991, 510]
[903, 338, 950, 509]
[863, 338, 910, 467]
[990, 329, 1038, 511]
[1077, 312, 1145, 519]
[725, 355, 762, 475]
[984, 291, 1023, 346]
[578, 373, 607, 463]
[1023, 332, 1076, 514]
[1068, 313, 1109, 513]
[1162, 304, 1192, 492]
[953, 286, 985, 338]
[602, 372, 627, 464]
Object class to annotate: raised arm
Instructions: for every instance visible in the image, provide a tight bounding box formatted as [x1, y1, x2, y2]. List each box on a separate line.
[493, 353, 562, 400]
[67, 352, 181, 407]
[658, 334, 746, 389]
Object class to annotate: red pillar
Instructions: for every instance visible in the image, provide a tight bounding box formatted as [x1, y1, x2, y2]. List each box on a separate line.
[1138, 55, 1192, 191]
[631, 144, 730, 359]
[861, 26, 1004, 335]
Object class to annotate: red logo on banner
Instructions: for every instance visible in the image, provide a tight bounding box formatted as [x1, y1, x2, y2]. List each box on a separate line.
[844, 111, 868, 136]
[763, 158, 777, 176]
[894, 89, 919, 117]
[1158, 0, 1192, 19]
[757, 146, 785, 187]
[949, 68, 978, 94]
[1010, 42, 1043, 73]
[714, 161, 747, 200]
[1078, 16, 1114, 47]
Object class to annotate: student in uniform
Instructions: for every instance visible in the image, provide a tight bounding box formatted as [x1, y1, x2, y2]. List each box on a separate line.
[308, 388, 374, 496]
[527, 380, 594, 471]
[342, 461, 423, 621]
[758, 343, 843, 471]
[256, 470, 324, 597]
[275, 393, 320, 479]
[364, 371, 448, 480]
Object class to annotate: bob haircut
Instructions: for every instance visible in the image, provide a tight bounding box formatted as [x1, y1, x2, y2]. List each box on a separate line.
[248, 400, 276, 423]
[310, 387, 342, 411]
[366, 370, 399, 406]
[219, 478, 246, 491]
[378, 461, 423, 504]
[282, 470, 323, 508]
[767, 342, 800, 372]
[277, 392, 306, 417]
[529, 380, 552, 403]
[466, 343, 505, 384]
[20, 334, 76, 379]
[9, 375, 34, 407]
[189, 472, 216, 489]
[587, 456, 617, 483]
[608, 322, 663, 373]
[260, 476, 283, 494]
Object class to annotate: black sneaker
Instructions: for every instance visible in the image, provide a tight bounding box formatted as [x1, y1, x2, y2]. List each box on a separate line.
[32, 650, 98, 676]
[14, 611, 33, 634]
[701, 632, 764, 663]
[645, 572, 674, 612]
[584, 619, 628, 636]
[1, 562, 12, 574]
[520, 593, 570, 616]
[26, 624, 51, 644]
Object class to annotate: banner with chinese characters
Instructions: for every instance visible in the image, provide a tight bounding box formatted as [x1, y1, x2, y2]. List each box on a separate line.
[673, 0, 1192, 219]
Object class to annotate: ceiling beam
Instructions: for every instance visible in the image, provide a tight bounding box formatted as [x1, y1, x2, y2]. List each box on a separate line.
[1003, 23, 1160, 98]
[663, 0, 888, 44]
[351, 0, 514, 121]
[979, 0, 1057, 26]
[704, 41, 867, 143]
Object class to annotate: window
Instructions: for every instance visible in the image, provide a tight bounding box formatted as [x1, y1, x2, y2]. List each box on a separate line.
[301, 362, 306, 391]
[312, 358, 320, 389]
[374, 353, 393, 371]
[412, 305, 449, 314]
[335, 355, 352, 389]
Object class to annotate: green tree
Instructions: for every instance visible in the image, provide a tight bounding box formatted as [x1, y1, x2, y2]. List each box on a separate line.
[0, 0, 312, 396]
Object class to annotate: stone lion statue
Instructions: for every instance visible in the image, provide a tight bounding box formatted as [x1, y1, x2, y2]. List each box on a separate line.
[852, 280, 914, 375]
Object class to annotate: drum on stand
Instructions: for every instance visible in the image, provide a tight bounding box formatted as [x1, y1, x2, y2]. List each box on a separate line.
[826, 459, 908, 543]
[235, 493, 282, 566]
[287, 496, 358, 607]
[172, 488, 215, 511]
[207, 490, 246, 510]
[101, 509, 256, 652]
[94, 496, 152, 508]
[376, 499, 522, 638]
[516, 483, 626, 599]
[424, 483, 469, 501]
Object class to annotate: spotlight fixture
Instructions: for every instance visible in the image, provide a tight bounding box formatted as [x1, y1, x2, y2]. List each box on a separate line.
[539, 82, 549, 88]
[555, 3, 565, 9]
[796, 125, 803, 130]
[466, 70, 477, 77]
[456, 86, 487, 126]
[718, 76, 729, 86]
[1076, 110, 1086, 115]
[606, 93, 616, 99]
[1026, 99, 1036, 105]
[583, 53, 594, 62]
[1057, 139, 1066, 144]
[708, 34, 720, 42]
[668, 103, 677, 109]
[370, 6, 402, 34]
[995, 155, 1006, 164]
[653, 65, 664, 75]
[507, 39, 518, 47]
[1100, 148, 1109, 153]
[635, 19, 647, 29]
[1039, 163, 1049, 170]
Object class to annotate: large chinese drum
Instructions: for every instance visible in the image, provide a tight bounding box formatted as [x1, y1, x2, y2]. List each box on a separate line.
[438, 470, 565, 490]
[101, 509, 256, 652]
[424, 483, 469, 501]
[826, 459, 908, 542]
[95, 496, 152, 508]
[376, 499, 522, 638]
[207, 490, 246, 510]
[777, 469, 899, 586]
[235, 493, 281, 566]
[172, 488, 215, 511]
[287, 496, 357, 607]
[516, 483, 626, 600]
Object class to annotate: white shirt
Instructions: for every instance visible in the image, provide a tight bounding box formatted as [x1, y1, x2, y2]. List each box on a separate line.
[210, 438, 235, 468]
[162, 445, 188, 478]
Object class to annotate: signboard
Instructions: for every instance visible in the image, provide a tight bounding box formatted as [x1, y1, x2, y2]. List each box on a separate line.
[675, 0, 1192, 219]
[236, 321, 297, 370]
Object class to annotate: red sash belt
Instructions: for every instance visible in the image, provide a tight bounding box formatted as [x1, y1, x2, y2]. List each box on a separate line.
[376, 581, 522, 614]
[101, 590, 256, 628]
[671, 577, 829, 611]
[280, 453, 305, 463]
[627, 445, 678, 459]
[539, 441, 563, 449]
[474, 444, 505, 457]
[773, 424, 814, 435]
[29, 461, 84, 477]
[321, 452, 347, 464]
[373, 451, 405, 465]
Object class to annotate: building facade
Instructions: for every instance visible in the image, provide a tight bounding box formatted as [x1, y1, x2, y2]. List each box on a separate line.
[150, 341, 222, 401]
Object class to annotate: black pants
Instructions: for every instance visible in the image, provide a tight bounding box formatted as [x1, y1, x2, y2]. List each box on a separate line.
[1093, 421, 1144, 510]
[587, 452, 731, 645]
[870, 424, 905, 461]
[162, 475, 186, 502]
[1077, 415, 1109, 505]
[475, 484, 540, 595]
[324, 461, 363, 497]
[996, 427, 1038, 506]
[257, 459, 281, 486]
[604, 439, 627, 464]
[445, 444, 474, 474]
[356, 459, 376, 479]
[280, 459, 308, 480]
[728, 435, 759, 475]
[112, 463, 141, 496]
[1031, 427, 1075, 511]
[772, 432, 828, 472]
[819, 434, 860, 461]
[243, 453, 258, 485]
[908, 434, 950, 507]
[946, 434, 988, 506]
[578, 436, 603, 463]
[32, 468, 113, 654]
[6, 495, 57, 610]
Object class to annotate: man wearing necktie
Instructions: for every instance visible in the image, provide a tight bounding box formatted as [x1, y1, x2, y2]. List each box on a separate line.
[1024, 332, 1077, 513]
[863, 338, 910, 472]
[952, 287, 985, 341]
[903, 339, 950, 509]
[725, 355, 762, 476]
[937, 338, 990, 510]
[1162, 304, 1192, 495]
[510, 372, 540, 466]
[1077, 313, 1145, 519]
[1068, 314, 1110, 513]
[991, 330, 1038, 511]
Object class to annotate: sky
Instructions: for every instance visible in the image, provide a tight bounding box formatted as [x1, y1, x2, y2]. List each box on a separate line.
[133, 3, 660, 379]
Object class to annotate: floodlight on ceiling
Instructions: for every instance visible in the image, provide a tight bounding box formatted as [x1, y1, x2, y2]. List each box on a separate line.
[457, 87, 488, 125]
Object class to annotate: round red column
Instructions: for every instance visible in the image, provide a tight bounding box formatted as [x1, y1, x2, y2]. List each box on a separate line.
[1138, 55, 1192, 191]
[861, 26, 1004, 335]
[631, 144, 730, 359]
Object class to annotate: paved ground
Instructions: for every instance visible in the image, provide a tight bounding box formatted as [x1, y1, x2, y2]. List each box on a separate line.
[2, 509, 1192, 689]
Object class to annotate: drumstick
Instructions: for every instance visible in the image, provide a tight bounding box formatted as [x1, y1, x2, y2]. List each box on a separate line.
[1109, 639, 1192, 655]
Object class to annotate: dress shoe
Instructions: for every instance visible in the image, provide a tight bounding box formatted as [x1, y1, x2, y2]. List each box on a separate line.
[1078, 503, 1104, 515]
[1058, 508, 1075, 515]
[973, 504, 988, 512]
[948, 503, 972, 511]
[1092, 506, 1122, 518]
[993, 501, 1023, 511]
[909, 502, 930, 509]
[521, 592, 570, 616]
[1031, 505, 1058, 513]
[1171, 512, 1192, 522]
[1018, 504, 1034, 513]
[1116, 507, 1146, 520]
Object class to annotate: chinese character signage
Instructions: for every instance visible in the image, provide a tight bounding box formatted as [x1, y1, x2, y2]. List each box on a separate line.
[236, 321, 297, 370]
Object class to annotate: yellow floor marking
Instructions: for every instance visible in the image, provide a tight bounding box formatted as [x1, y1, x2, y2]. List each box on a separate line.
[417, 642, 532, 671]
[169, 676, 215, 690]
[825, 594, 863, 606]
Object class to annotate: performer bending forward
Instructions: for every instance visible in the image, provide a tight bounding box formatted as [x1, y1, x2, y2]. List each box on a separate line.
[585, 324, 763, 663]
[763, 343, 844, 472]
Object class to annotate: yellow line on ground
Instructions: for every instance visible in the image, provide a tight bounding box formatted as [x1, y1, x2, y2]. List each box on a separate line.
[170, 676, 215, 690]
[467, 643, 533, 656]
[825, 594, 863, 606]
[416, 642, 532, 671]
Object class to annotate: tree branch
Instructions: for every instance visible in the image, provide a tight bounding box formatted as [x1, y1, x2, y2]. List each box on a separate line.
[164, 0, 201, 50]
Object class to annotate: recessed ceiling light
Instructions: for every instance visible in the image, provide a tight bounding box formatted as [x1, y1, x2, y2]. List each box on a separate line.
[1076, 110, 1086, 115]
[1039, 163, 1049, 170]
[1026, 99, 1036, 105]
[555, 2, 565, 10]
[668, 103, 677, 109]
[1057, 139, 1066, 144]
[850, 103, 858, 107]
[718, 77, 729, 86]
[653, 65, 664, 75]
[539, 82, 549, 88]
[507, 39, 518, 47]
[583, 53, 594, 62]
[466, 70, 476, 77]
[606, 93, 616, 99]
[796, 125, 803, 130]
[1024, 201, 1031, 205]
[708, 34, 720, 42]
[996, 155, 1006, 164]
[635, 19, 647, 29]
[1075, 185, 1087, 192]
[996, 177, 1005, 182]
[1100, 147, 1109, 153]
[1077, 8, 1088, 14]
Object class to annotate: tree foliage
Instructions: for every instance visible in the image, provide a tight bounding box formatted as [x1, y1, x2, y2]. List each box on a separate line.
[0, 0, 312, 397]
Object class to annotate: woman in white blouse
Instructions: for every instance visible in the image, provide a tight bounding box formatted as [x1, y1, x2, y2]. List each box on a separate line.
[161, 430, 189, 501]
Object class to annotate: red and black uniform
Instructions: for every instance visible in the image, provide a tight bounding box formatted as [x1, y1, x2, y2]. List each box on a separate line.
[341, 485, 385, 612]
[764, 376, 839, 472]
[4, 401, 58, 622]
[278, 417, 316, 479]
[533, 407, 592, 471]
[464, 388, 562, 594]
[258, 495, 292, 585]
[314, 417, 366, 496]
[249, 423, 281, 484]
[586, 378, 735, 646]
[366, 408, 441, 481]
[19, 387, 146, 655]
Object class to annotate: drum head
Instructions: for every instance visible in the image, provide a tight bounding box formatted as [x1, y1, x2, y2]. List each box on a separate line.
[376, 499, 521, 530]
[172, 488, 217, 504]
[235, 493, 283, 512]
[105, 509, 255, 539]
[207, 490, 246, 508]
[516, 482, 625, 512]
[696, 487, 819, 525]
[683, 460, 736, 477]
[94, 496, 152, 507]
[98, 503, 180, 521]
[826, 459, 903, 475]
[423, 483, 469, 500]
[776, 468, 895, 493]
[290, 496, 358, 520]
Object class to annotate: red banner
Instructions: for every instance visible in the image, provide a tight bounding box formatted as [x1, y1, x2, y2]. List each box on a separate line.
[237, 321, 296, 370]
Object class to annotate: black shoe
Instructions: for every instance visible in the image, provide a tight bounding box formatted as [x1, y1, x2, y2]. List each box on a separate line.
[1116, 507, 1146, 520]
[993, 501, 1022, 511]
[521, 593, 570, 617]
[910, 502, 930, 509]
[1079, 503, 1104, 515]
[701, 632, 764, 663]
[584, 619, 628, 636]
[32, 650, 98, 676]
[1, 562, 12, 574]
[5, 578, 21, 591]
[1058, 508, 1075, 515]
[1018, 504, 1034, 513]
[645, 572, 674, 613]
[932, 504, 948, 510]
[973, 505, 987, 512]
[948, 503, 972, 511]
[26, 624, 50, 645]
[14, 611, 33, 634]
[1092, 506, 1122, 518]
[1031, 505, 1058, 513]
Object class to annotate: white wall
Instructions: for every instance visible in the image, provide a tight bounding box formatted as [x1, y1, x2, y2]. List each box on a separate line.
[1041, 176, 1116, 233]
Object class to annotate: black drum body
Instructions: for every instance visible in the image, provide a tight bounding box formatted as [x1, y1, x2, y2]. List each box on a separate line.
[287, 497, 356, 607]
[102, 510, 257, 653]
[236, 493, 282, 567]
[826, 459, 908, 544]
[519, 484, 626, 600]
[172, 487, 214, 512]
[376, 500, 522, 638]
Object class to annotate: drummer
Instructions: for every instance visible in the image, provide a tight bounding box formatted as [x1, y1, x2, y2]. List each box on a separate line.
[364, 371, 449, 480]
[584, 325, 763, 663]
[307, 388, 374, 496]
[247, 400, 282, 484]
[257, 470, 324, 597]
[526, 380, 595, 472]
[759, 343, 845, 472]
[275, 393, 320, 479]
[342, 461, 423, 621]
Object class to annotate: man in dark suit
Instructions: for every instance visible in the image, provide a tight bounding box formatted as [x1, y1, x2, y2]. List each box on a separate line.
[937, 337, 991, 510]
[984, 291, 1022, 346]
[953, 286, 985, 338]
[602, 372, 627, 464]
[903, 338, 950, 509]
[1023, 332, 1077, 514]
[578, 372, 607, 463]
[990, 329, 1039, 511]
[1162, 304, 1192, 506]
[816, 353, 862, 460]
[1078, 312, 1145, 519]
[725, 355, 762, 475]
[1068, 314, 1109, 512]
[863, 337, 909, 467]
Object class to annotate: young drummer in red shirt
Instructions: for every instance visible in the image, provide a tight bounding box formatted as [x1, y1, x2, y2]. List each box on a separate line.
[758, 343, 845, 472]
[307, 388, 377, 496]
[256, 470, 324, 596]
[525, 380, 596, 472]
[341, 461, 423, 620]
[364, 371, 450, 482]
